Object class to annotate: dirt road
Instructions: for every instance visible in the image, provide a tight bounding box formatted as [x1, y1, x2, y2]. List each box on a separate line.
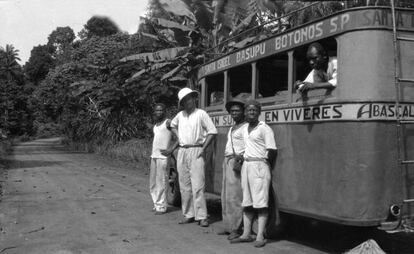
[0, 138, 412, 254]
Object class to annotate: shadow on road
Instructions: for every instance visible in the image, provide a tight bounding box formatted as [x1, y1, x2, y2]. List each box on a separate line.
[205, 200, 414, 254]
[279, 214, 414, 254]
[4, 159, 67, 170]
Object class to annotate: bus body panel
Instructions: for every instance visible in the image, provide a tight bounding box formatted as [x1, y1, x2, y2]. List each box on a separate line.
[338, 30, 414, 102]
[199, 7, 414, 226]
[274, 122, 402, 225]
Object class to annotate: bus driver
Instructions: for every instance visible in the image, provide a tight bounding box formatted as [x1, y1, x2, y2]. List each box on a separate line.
[295, 42, 337, 93]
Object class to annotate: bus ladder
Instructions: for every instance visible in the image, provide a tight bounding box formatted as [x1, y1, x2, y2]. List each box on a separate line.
[385, 0, 414, 232]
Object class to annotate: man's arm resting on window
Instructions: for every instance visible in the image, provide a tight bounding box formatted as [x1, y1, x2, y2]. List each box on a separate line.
[300, 81, 336, 92]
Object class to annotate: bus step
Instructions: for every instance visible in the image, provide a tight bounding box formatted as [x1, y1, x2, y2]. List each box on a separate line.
[400, 120, 414, 124]
[398, 78, 414, 83]
[397, 36, 414, 42]
[402, 160, 414, 165]
[403, 199, 414, 203]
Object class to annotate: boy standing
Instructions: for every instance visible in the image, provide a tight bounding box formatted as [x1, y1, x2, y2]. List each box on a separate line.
[149, 103, 172, 215]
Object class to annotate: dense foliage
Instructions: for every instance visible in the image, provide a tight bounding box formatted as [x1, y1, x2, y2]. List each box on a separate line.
[0, 45, 33, 137]
[2, 0, 412, 144]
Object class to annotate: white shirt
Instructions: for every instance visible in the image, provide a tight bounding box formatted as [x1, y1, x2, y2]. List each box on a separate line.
[304, 56, 337, 87]
[151, 119, 172, 159]
[243, 121, 277, 159]
[224, 123, 247, 157]
[171, 108, 218, 146]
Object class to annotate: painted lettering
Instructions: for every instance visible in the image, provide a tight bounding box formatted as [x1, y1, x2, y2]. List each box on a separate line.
[271, 111, 279, 122]
[213, 116, 220, 126]
[304, 108, 311, 120]
[373, 10, 382, 25]
[236, 43, 266, 63]
[217, 56, 230, 69]
[330, 17, 338, 32]
[341, 13, 350, 29]
[332, 105, 343, 119]
[283, 110, 291, 121]
[294, 108, 302, 119]
[315, 22, 323, 37]
[362, 10, 371, 26]
[265, 112, 271, 122]
[357, 104, 372, 118]
[312, 107, 321, 120]
[322, 106, 330, 119]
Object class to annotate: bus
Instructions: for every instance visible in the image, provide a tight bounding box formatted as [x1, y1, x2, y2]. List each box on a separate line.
[188, 3, 414, 231]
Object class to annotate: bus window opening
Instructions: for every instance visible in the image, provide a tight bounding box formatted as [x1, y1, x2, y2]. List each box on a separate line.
[229, 64, 252, 101]
[206, 73, 224, 107]
[294, 38, 337, 93]
[257, 53, 288, 100]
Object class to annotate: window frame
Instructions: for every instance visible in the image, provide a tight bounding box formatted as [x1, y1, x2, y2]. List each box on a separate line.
[204, 72, 227, 112]
[252, 51, 294, 106]
[291, 37, 339, 102]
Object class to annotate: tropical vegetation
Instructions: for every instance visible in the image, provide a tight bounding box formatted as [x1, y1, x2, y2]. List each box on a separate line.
[1, 0, 412, 156]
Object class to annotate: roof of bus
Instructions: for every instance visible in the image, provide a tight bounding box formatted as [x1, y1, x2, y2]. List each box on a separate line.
[198, 6, 414, 79]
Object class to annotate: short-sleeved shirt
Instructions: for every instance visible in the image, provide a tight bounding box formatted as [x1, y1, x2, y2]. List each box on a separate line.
[151, 119, 172, 159]
[170, 108, 218, 146]
[224, 123, 247, 157]
[243, 121, 277, 159]
[304, 56, 337, 87]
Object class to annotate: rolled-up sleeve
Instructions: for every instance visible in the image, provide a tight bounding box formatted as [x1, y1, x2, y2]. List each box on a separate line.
[201, 111, 217, 135]
[328, 58, 337, 87]
[263, 126, 277, 150]
[170, 113, 180, 129]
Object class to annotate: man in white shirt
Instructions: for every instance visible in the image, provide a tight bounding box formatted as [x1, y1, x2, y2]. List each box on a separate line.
[295, 42, 337, 93]
[149, 103, 172, 215]
[169, 88, 218, 227]
[230, 100, 277, 248]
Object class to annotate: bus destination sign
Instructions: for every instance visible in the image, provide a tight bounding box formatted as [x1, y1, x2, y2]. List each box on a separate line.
[199, 8, 414, 78]
[210, 102, 414, 127]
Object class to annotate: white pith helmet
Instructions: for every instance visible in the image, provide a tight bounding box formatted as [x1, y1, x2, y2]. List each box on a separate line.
[178, 87, 198, 105]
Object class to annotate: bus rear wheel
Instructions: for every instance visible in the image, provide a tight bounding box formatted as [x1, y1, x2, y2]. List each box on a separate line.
[166, 157, 181, 207]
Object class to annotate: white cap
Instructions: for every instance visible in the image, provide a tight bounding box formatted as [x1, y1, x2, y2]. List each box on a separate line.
[178, 87, 198, 105]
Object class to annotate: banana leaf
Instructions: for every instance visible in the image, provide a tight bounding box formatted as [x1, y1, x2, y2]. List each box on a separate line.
[153, 18, 194, 31]
[158, 0, 196, 21]
[119, 47, 189, 63]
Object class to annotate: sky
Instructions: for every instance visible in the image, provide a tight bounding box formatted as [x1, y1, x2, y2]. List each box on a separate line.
[0, 0, 150, 64]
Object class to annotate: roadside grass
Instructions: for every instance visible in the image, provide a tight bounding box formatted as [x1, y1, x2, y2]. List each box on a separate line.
[64, 138, 152, 170]
[0, 139, 12, 199]
[0, 139, 12, 166]
[97, 138, 152, 169]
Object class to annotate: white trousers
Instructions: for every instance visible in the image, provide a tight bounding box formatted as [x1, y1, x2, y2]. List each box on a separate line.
[149, 158, 168, 212]
[177, 147, 207, 220]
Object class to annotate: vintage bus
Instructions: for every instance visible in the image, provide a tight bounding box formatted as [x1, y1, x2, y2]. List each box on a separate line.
[181, 4, 414, 231]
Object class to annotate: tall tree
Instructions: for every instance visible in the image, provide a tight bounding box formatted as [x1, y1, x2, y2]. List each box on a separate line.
[79, 16, 120, 39]
[24, 45, 55, 84]
[0, 45, 32, 135]
[0, 44, 22, 82]
[47, 26, 75, 63]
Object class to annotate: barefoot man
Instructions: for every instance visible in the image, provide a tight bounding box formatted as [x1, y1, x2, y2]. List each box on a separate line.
[231, 100, 277, 248]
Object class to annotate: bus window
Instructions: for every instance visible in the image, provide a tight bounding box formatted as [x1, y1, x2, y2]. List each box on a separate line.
[294, 38, 337, 97]
[229, 64, 252, 101]
[257, 53, 288, 103]
[205, 73, 224, 107]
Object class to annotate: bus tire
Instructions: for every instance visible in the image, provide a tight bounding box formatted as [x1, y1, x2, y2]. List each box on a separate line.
[166, 156, 181, 207]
